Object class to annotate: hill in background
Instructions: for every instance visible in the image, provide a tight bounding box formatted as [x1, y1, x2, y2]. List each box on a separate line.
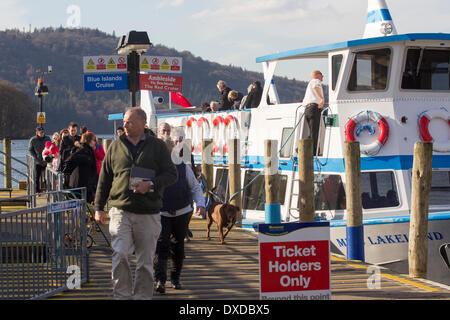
[0, 27, 309, 136]
[0, 79, 35, 138]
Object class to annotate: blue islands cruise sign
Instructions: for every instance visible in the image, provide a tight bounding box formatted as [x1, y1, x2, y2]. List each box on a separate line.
[83, 73, 128, 91]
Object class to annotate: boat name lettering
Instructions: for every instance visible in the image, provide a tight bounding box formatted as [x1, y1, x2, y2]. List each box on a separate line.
[335, 232, 443, 247]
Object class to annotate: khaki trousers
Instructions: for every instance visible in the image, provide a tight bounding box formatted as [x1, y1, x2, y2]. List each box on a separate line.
[108, 207, 161, 300]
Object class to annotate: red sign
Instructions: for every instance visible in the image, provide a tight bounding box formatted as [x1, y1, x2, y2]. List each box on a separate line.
[139, 74, 183, 92]
[259, 240, 330, 293]
[258, 222, 330, 300]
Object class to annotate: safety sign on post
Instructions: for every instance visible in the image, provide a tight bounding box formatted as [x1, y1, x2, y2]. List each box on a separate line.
[258, 222, 331, 300]
[139, 56, 182, 74]
[37, 112, 46, 124]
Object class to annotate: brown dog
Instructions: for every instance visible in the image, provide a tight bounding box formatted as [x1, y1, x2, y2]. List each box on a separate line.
[206, 199, 240, 244]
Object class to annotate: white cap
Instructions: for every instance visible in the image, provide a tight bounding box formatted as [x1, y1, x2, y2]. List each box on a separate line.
[363, 0, 397, 38]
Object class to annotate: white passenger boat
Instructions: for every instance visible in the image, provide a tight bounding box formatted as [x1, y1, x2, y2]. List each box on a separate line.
[141, 0, 450, 285]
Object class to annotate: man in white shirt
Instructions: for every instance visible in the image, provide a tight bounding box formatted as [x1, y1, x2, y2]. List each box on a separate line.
[302, 70, 325, 155]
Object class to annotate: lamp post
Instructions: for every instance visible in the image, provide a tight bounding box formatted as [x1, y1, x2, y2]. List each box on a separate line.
[116, 31, 152, 108]
[34, 71, 49, 128]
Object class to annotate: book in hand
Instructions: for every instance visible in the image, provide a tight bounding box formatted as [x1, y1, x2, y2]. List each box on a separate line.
[129, 166, 156, 191]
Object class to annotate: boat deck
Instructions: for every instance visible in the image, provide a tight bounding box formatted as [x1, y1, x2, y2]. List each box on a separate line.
[47, 217, 450, 300]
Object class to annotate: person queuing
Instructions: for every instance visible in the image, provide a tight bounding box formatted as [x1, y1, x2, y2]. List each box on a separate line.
[28, 127, 51, 193]
[62, 132, 98, 203]
[154, 128, 205, 294]
[94, 107, 177, 300]
[59, 122, 81, 187]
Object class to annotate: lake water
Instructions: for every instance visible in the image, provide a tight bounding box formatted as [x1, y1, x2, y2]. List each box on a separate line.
[1, 135, 114, 188]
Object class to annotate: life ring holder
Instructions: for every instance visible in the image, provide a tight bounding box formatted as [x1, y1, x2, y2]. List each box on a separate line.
[223, 115, 240, 153]
[345, 110, 389, 156]
[212, 116, 224, 153]
[418, 107, 450, 153]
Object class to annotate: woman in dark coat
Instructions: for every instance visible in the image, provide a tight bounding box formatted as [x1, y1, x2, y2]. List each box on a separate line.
[243, 81, 263, 109]
[62, 132, 98, 203]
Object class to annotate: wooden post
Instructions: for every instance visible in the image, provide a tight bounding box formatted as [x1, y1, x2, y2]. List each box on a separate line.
[344, 141, 364, 261]
[408, 142, 433, 279]
[264, 140, 281, 223]
[228, 138, 242, 226]
[3, 138, 12, 189]
[103, 139, 112, 152]
[297, 139, 314, 222]
[201, 139, 214, 194]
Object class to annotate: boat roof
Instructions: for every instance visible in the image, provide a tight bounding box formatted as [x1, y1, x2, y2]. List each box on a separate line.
[256, 33, 450, 63]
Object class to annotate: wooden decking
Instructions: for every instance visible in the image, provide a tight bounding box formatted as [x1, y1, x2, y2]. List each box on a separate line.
[47, 217, 450, 300]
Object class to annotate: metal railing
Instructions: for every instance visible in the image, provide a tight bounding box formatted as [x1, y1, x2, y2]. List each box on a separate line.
[0, 188, 88, 300]
[0, 148, 29, 187]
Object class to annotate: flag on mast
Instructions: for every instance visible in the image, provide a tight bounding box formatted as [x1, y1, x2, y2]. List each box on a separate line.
[170, 92, 193, 108]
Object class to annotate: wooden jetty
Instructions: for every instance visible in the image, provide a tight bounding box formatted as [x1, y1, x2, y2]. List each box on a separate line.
[47, 216, 450, 300]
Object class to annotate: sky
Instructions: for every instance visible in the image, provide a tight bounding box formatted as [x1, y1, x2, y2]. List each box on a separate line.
[1, 0, 450, 81]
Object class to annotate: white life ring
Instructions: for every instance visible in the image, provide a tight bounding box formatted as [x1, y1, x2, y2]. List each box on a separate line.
[212, 116, 224, 153]
[196, 116, 211, 152]
[418, 107, 450, 153]
[223, 115, 240, 153]
[185, 117, 197, 152]
[344, 110, 389, 156]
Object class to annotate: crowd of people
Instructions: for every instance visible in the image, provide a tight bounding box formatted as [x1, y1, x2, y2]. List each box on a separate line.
[206, 79, 264, 112]
[28, 122, 105, 201]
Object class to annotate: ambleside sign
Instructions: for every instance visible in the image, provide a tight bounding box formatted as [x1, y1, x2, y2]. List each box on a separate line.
[258, 222, 330, 300]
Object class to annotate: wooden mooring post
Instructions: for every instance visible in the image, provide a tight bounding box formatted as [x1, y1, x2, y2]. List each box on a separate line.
[3, 138, 12, 189]
[228, 138, 242, 226]
[408, 142, 433, 279]
[344, 141, 364, 262]
[201, 139, 214, 195]
[264, 140, 281, 223]
[297, 138, 315, 222]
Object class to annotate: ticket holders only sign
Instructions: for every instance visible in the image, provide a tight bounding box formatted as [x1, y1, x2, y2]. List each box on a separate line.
[258, 222, 330, 300]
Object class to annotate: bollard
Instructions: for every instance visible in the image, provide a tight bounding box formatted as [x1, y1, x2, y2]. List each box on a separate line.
[264, 140, 281, 223]
[344, 141, 364, 262]
[103, 139, 112, 152]
[3, 138, 12, 189]
[228, 138, 242, 226]
[201, 139, 214, 195]
[408, 142, 433, 279]
[297, 139, 315, 222]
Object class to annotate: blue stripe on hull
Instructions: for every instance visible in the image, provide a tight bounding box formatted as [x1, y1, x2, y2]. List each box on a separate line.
[194, 154, 450, 172]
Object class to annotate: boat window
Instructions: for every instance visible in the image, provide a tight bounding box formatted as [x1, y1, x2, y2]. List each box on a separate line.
[430, 170, 450, 206]
[280, 127, 294, 158]
[332, 55, 343, 91]
[401, 48, 450, 90]
[214, 168, 228, 202]
[314, 174, 346, 210]
[348, 48, 391, 91]
[361, 171, 399, 209]
[242, 170, 287, 210]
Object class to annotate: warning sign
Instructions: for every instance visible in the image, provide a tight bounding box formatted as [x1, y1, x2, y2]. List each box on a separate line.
[83, 55, 127, 73]
[107, 57, 117, 70]
[140, 58, 150, 70]
[258, 222, 330, 300]
[139, 56, 182, 74]
[37, 112, 46, 124]
[86, 59, 96, 70]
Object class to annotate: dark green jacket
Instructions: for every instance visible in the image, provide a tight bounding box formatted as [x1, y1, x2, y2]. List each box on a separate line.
[94, 130, 178, 214]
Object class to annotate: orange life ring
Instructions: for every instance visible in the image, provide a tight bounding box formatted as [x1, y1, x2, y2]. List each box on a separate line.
[344, 110, 389, 156]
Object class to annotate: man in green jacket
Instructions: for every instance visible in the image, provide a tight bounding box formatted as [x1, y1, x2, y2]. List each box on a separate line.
[94, 107, 177, 300]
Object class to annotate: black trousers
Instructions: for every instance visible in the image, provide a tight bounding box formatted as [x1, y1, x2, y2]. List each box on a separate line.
[154, 212, 191, 283]
[304, 103, 321, 154]
[34, 164, 46, 193]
